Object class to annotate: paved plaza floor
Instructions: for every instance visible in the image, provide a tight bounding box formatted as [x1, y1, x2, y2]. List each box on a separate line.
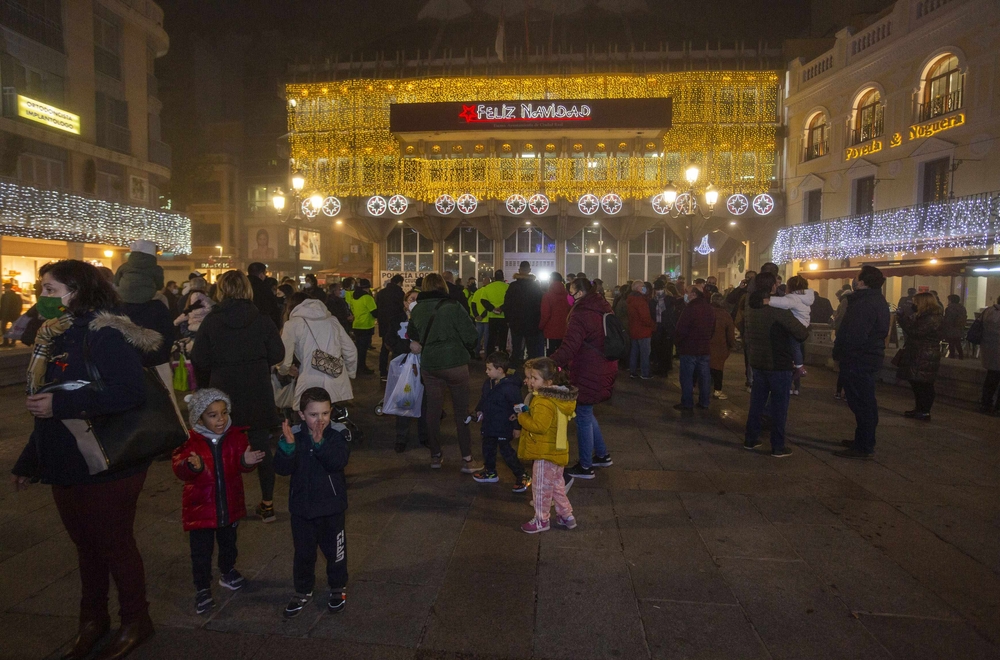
[0, 358, 997, 659]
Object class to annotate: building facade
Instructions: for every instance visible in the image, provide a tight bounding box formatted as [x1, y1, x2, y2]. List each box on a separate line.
[779, 0, 1000, 313]
[285, 46, 785, 288]
[0, 0, 189, 293]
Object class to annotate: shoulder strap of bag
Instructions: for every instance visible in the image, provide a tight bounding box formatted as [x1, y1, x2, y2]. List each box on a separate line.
[302, 318, 333, 354]
[82, 331, 105, 391]
[420, 299, 451, 345]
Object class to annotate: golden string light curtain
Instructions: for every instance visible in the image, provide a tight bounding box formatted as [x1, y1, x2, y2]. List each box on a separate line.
[286, 72, 780, 203]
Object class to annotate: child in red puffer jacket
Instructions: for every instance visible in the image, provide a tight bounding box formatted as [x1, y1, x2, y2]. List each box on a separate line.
[172, 388, 264, 615]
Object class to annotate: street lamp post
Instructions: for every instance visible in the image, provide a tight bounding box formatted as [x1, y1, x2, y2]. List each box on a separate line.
[662, 163, 719, 280]
[271, 173, 310, 283]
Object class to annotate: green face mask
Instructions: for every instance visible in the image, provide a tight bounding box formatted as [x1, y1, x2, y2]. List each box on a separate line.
[37, 295, 68, 320]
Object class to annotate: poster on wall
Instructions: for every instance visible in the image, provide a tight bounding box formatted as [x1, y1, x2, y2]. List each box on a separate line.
[248, 227, 277, 261]
[299, 229, 321, 262]
[380, 270, 418, 291]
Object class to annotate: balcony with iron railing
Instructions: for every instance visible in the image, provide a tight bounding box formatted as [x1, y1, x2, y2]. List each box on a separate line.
[803, 137, 829, 162]
[97, 122, 131, 155]
[148, 139, 171, 169]
[852, 106, 885, 145]
[917, 88, 963, 123]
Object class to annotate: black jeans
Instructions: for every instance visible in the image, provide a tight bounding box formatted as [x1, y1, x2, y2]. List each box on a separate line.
[545, 338, 562, 356]
[483, 436, 525, 478]
[946, 339, 963, 359]
[379, 338, 392, 377]
[510, 331, 544, 366]
[190, 523, 238, 591]
[910, 381, 935, 413]
[354, 328, 375, 372]
[291, 512, 347, 595]
[710, 368, 723, 391]
[486, 318, 508, 356]
[395, 408, 429, 447]
[248, 428, 275, 502]
[842, 364, 879, 454]
[981, 370, 1000, 411]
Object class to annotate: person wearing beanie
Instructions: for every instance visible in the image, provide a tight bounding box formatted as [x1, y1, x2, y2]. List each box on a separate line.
[115, 240, 164, 306]
[172, 388, 264, 615]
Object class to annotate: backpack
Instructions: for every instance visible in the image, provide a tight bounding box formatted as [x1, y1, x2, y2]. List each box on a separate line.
[601, 312, 630, 361]
[966, 317, 984, 345]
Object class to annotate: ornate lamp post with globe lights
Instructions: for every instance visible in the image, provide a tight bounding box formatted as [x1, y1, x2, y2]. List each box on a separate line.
[658, 163, 719, 279]
[271, 173, 312, 280]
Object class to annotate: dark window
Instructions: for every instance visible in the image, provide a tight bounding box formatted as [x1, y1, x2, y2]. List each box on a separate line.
[93, 5, 122, 79]
[853, 176, 876, 215]
[95, 92, 130, 154]
[805, 189, 823, 223]
[193, 181, 221, 203]
[191, 222, 222, 246]
[922, 157, 950, 204]
[0, 0, 64, 52]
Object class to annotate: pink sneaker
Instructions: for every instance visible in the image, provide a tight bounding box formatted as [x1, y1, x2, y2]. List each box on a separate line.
[554, 515, 578, 529]
[520, 518, 550, 534]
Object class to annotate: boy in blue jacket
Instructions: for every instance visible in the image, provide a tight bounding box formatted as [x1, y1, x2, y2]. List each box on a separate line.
[472, 352, 530, 492]
[274, 387, 350, 618]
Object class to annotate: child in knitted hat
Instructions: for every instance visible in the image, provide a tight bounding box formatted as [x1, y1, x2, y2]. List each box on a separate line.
[115, 239, 164, 304]
[172, 388, 264, 614]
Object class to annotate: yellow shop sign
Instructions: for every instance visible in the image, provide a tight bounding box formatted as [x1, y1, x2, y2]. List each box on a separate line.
[909, 113, 965, 140]
[845, 139, 883, 161]
[17, 95, 81, 134]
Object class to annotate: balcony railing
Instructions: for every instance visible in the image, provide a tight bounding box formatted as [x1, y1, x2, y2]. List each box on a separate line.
[852, 107, 884, 145]
[148, 139, 171, 169]
[917, 89, 963, 123]
[803, 138, 829, 162]
[0, 0, 63, 52]
[773, 191, 1000, 263]
[98, 123, 131, 154]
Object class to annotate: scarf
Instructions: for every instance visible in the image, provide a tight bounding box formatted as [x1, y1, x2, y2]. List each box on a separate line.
[26, 313, 75, 395]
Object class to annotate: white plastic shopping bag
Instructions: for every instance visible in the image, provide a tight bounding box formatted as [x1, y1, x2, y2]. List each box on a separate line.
[383, 353, 423, 417]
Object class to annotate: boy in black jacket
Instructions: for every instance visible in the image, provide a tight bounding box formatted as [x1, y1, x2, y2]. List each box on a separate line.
[471, 352, 530, 492]
[274, 387, 350, 618]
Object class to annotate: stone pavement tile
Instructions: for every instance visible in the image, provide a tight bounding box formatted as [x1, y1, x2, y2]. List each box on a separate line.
[346, 499, 403, 537]
[0, 501, 67, 557]
[650, 445, 721, 473]
[0, 533, 79, 610]
[821, 497, 1000, 643]
[534, 546, 646, 660]
[749, 495, 846, 526]
[717, 557, 891, 660]
[256, 634, 416, 660]
[450, 514, 539, 576]
[309, 579, 439, 648]
[706, 472, 874, 499]
[622, 469, 716, 493]
[538, 487, 620, 551]
[679, 492, 798, 560]
[774, 522, 957, 618]
[894, 503, 1000, 574]
[124, 626, 267, 660]
[343, 475, 416, 507]
[405, 480, 478, 508]
[611, 488, 684, 517]
[602, 450, 659, 470]
[421, 569, 535, 657]
[857, 614, 1000, 660]
[11, 567, 84, 618]
[639, 600, 769, 660]
[355, 506, 468, 586]
[0, 612, 77, 660]
[467, 491, 535, 521]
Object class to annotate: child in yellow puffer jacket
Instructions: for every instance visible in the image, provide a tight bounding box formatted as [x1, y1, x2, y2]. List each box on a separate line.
[516, 357, 578, 534]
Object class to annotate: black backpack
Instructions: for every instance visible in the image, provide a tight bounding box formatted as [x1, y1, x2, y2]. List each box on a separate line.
[601, 312, 630, 361]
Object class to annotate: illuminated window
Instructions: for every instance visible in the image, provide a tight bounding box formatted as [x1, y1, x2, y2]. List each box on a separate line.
[804, 113, 829, 161]
[852, 89, 883, 145]
[628, 227, 682, 281]
[444, 227, 494, 282]
[566, 227, 616, 281]
[385, 227, 434, 272]
[505, 227, 555, 254]
[919, 54, 962, 122]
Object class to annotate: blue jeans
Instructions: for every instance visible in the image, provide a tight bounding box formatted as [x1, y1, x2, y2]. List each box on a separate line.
[841, 363, 879, 453]
[745, 369, 793, 450]
[575, 404, 607, 469]
[679, 354, 711, 408]
[629, 337, 651, 377]
[790, 337, 804, 367]
[475, 322, 489, 356]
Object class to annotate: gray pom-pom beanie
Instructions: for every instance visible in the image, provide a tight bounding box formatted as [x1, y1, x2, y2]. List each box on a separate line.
[187, 388, 231, 428]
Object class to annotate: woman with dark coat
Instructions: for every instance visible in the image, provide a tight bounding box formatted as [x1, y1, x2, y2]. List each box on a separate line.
[942, 294, 967, 359]
[895, 292, 944, 420]
[192, 270, 285, 522]
[551, 278, 618, 480]
[12, 260, 164, 660]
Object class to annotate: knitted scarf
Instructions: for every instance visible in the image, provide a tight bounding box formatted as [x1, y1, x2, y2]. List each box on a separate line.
[26, 313, 74, 395]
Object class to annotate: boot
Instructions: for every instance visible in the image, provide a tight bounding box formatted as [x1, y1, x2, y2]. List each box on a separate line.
[93, 614, 153, 660]
[61, 618, 110, 660]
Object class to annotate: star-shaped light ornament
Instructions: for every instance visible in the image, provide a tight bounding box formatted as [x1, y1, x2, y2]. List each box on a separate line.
[458, 105, 478, 123]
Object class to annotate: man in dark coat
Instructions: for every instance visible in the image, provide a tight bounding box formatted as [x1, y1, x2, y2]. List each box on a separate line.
[674, 285, 716, 411]
[1, 282, 22, 347]
[325, 281, 354, 333]
[810, 292, 835, 325]
[832, 265, 890, 460]
[375, 274, 406, 379]
[503, 261, 545, 367]
[443, 271, 470, 313]
[247, 262, 284, 330]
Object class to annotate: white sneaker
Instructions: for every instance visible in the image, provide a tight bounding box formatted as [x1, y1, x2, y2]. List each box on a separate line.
[713, 390, 728, 400]
[460, 458, 482, 474]
[790, 389, 800, 396]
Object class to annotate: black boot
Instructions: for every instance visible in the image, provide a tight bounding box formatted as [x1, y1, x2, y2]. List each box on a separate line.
[61, 618, 110, 660]
[93, 614, 153, 660]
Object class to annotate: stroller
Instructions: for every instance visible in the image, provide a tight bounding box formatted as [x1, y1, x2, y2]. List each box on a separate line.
[332, 403, 364, 444]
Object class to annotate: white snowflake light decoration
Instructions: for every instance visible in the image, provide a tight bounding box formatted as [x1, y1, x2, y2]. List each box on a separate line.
[388, 194, 409, 215]
[367, 195, 387, 216]
[651, 193, 671, 215]
[600, 193, 623, 215]
[505, 194, 527, 215]
[726, 194, 749, 216]
[321, 196, 341, 217]
[457, 193, 478, 214]
[301, 198, 319, 218]
[578, 194, 600, 215]
[674, 192, 697, 215]
[753, 193, 775, 216]
[435, 194, 456, 214]
[528, 193, 550, 215]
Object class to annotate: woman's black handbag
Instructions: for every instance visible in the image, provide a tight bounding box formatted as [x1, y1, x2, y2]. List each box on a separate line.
[64, 335, 188, 474]
[966, 317, 984, 345]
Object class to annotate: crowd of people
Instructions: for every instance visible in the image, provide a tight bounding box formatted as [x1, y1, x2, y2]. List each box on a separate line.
[6, 240, 1000, 659]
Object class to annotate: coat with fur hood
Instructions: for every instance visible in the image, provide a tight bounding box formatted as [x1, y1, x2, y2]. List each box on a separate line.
[12, 312, 162, 486]
[278, 298, 357, 408]
[517, 385, 578, 466]
[172, 426, 255, 531]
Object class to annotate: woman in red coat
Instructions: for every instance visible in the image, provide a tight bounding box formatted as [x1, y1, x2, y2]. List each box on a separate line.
[627, 280, 656, 379]
[551, 278, 617, 480]
[539, 273, 571, 356]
